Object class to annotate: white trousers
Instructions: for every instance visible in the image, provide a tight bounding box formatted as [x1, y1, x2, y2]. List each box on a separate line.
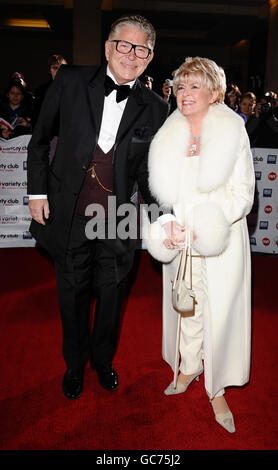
[178, 255, 224, 398]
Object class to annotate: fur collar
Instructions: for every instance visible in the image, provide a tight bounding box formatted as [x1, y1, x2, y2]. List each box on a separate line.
[148, 103, 244, 207]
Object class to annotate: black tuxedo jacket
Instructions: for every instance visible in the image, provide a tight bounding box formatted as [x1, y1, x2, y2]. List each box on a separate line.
[27, 64, 169, 266]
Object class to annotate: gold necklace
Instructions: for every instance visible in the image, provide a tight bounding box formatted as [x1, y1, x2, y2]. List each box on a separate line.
[87, 164, 112, 193]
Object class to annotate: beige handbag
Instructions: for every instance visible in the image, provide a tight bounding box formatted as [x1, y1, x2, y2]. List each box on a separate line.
[172, 231, 195, 316]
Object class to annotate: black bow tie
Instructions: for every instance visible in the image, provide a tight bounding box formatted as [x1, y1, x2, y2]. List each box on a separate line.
[104, 75, 131, 103]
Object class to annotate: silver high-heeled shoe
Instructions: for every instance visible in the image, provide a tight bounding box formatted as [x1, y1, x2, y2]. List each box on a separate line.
[211, 400, 236, 433]
[164, 369, 203, 396]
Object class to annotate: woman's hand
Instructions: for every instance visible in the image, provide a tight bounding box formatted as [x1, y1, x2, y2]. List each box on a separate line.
[162, 221, 196, 250]
[162, 221, 186, 249]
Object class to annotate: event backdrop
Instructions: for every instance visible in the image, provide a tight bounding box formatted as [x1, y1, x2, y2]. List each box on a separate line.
[0, 135, 35, 247]
[248, 147, 278, 254]
[0, 135, 277, 253]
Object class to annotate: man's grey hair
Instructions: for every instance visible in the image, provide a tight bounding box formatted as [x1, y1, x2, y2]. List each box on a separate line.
[108, 14, 156, 49]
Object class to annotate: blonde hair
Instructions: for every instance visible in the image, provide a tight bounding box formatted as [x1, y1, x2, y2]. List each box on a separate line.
[173, 56, 226, 103]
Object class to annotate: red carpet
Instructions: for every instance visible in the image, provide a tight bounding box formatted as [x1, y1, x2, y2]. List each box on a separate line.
[0, 247, 277, 451]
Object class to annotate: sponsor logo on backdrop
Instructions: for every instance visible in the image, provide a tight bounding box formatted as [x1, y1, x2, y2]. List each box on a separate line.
[263, 189, 272, 197]
[274, 237, 278, 247]
[268, 172, 277, 181]
[0, 145, 28, 154]
[0, 181, 27, 189]
[0, 198, 19, 205]
[250, 237, 257, 245]
[0, 163, 20, 171]
[23, 196, 29, 205]
[23, 161, 27, 171]
[0, 215, 18, 224]
[264, 205, 272, 214]
[255, 171, 262, 180]
[259, 221, 269, 229]
[0, 233, 19, 239]
[253, 156, 263, 163]
[262, 237, 270, 246]
[267, 154, 277, 164]
[0, 215, 31, 224]
[276, 223, 278, 230]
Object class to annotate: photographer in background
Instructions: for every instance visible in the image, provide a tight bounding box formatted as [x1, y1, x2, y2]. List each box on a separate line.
[246, 91, 278, 148]
[142, 75, 153, 90]
[162, 78, 176, 113]
[162, 79, 172, 102]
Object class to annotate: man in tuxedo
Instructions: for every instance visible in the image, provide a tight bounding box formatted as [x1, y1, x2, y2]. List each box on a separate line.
[27, 14, 169, 399]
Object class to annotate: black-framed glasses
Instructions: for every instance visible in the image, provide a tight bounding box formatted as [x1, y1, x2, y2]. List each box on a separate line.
[109, 40, 152, 59]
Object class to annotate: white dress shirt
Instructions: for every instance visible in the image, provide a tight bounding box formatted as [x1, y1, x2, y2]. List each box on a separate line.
[28, 66, 135, 200]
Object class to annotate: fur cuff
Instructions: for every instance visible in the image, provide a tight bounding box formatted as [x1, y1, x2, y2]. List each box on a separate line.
[191, 202, 230, 256]
[143, 220, 179, 263]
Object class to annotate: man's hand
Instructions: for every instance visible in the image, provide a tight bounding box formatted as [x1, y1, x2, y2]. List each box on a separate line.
[17, 117, 31, 127]
[28, 199, 50, 225]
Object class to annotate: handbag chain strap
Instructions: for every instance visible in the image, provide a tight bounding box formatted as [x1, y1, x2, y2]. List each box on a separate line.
[185, 228, 193, 290]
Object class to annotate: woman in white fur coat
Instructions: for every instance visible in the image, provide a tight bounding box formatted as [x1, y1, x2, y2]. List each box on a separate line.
[145, 57, 255, 433]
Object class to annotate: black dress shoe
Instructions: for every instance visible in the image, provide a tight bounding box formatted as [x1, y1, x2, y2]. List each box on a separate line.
[91, 363, 119, 391]
[62, 368, 84, 399]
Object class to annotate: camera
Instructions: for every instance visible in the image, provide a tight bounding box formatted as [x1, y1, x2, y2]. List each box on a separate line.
[261, 102, 272, 114]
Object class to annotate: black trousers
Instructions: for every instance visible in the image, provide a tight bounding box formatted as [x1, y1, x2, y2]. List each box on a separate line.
[55, 215, 127, 371]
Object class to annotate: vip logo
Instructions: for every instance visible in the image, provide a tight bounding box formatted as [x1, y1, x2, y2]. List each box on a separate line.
[23, 231, 32, 239]
[259, 221, 268, 230]
[262, 237, 270, 246]
[263, 189, 272, 197]
[264, 205, 272, 214]
[255, 171, 262, 180]
[250, 237, 256, 245]
[267, 154, 277, 164]
[268, 172, 277, 181]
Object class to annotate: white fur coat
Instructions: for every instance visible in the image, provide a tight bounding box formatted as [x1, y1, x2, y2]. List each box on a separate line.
[144, 103, 255, 262]
[144, 103, 255, 398]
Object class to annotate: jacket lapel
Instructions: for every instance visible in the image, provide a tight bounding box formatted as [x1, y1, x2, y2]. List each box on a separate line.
[115, 79, 147, 146]
[87, 64, 107, 138]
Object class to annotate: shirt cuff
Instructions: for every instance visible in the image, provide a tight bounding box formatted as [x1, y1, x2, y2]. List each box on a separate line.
[28, 195, 47, 200]
[157, 214, 176, 226]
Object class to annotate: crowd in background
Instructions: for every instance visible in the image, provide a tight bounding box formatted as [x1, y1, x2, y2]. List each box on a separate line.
[143, 75, 278, 149]
[1, 54, 278, 149]
[0, 54, 67, 140]
[224, 83, 278, 149]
